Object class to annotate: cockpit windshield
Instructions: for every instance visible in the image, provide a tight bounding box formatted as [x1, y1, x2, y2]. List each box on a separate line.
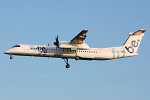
[12, 45, 20, 48]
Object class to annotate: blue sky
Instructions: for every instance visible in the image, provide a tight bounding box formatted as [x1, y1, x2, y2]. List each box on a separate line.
[0, 0, 150, 100]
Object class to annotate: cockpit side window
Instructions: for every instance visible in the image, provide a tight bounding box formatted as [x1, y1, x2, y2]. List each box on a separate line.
[12, 45, 20, 48]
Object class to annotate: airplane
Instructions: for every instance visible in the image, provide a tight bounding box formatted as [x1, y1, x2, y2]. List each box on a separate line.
[4, 29, 146, 68]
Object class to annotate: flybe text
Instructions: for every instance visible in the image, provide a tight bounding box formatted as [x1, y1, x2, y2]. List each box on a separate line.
[30, 46, 47, 52]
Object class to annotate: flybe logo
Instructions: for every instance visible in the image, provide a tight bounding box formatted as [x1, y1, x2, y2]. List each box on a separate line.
[125, 39, 140, 53]
[30, 46, 47, 53]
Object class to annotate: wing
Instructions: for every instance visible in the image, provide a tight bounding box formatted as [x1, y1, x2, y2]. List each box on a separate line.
[70, 30, 88, 44]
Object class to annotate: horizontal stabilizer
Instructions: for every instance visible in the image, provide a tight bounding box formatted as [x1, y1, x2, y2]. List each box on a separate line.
[128, 29, 146, 35]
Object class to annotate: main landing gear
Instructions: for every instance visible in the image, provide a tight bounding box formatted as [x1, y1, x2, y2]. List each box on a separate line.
[63, 58, 70, 68]
[75, 56, 79, 60]
[10, 55, 13, 59]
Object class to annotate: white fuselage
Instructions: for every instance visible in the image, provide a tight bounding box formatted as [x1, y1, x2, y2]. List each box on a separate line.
[4, 29, 145, 68]
[4, 44, 137, 60]
[4, 29, 146, 68]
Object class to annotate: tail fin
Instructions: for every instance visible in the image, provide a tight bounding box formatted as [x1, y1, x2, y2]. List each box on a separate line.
[123, 29, 146, 54]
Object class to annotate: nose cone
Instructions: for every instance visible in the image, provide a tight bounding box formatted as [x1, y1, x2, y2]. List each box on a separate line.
[4, 49, 12, 54]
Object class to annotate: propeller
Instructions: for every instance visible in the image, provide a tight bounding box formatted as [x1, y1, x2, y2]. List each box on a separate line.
[53, 35, 59, 47]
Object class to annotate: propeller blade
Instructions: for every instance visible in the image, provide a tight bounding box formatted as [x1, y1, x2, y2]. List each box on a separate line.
[53, 35, 59, 46]
[56, 35, 58, 42]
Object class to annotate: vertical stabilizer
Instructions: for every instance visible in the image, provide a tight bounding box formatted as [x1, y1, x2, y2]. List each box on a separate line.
[123, 29, 146, 54]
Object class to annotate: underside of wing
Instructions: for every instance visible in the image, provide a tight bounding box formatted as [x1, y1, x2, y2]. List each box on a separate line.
[70, 30, 88, 44]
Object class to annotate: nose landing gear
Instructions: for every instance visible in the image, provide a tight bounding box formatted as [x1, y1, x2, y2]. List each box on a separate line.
[63, 58, 70, 68]
[66, 64, 70, 68]
[10, 55, 13, 59]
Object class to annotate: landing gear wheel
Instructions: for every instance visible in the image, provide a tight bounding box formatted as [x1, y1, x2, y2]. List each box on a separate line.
[75, 56, 79, 60]
[10, 55, 13, 59]
[63, 58, 70, 68]
[66, 64, 70, 68]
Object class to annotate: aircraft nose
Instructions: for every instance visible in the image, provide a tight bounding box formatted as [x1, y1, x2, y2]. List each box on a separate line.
[4, 49, 12, 54]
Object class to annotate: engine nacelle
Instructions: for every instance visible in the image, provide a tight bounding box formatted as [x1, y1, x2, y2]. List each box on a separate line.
[58, 41, 91, 50]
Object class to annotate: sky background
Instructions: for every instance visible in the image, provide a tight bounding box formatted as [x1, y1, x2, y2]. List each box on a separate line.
[0, 0, 150, 100]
